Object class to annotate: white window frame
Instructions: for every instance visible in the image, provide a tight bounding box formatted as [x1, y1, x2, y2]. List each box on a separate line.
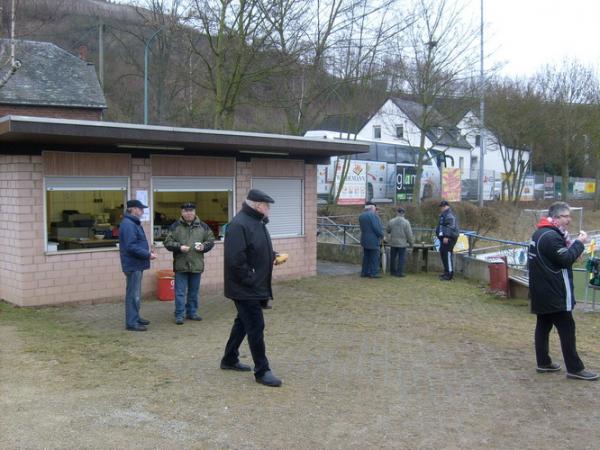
[251, 177, 304, 238]
[395, 124, 404, 139]
[373, 125, 381, 139]
[43, 176, 129, 253]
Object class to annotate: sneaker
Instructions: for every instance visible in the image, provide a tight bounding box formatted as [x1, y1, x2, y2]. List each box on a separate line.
[175, 317, 184, 325]
[537, 362, 561, 373]
[186, 315, 203, 321]
[566, 369, 599, 381]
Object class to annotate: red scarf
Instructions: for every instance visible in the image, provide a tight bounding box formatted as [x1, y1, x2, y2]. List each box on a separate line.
[537, 217, 573, 247]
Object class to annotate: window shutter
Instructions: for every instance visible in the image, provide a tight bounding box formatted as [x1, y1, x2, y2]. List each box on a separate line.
[45, 176, 128, 191]
[251, 178, 303, 237]
[152, 177, 233, 191]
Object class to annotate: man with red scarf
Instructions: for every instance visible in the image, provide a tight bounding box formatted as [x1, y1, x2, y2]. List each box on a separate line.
[528, 201, 598, 380]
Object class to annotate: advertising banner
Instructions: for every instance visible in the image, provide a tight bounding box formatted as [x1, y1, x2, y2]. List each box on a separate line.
[544, 176, 554, 200]
[366, 162, 388, 201]
[521, 175, 535, 201]
[317, 165, 330, 195]
[396, 164, 416, 201]
[335, 160, 367, 205]
[441, 168, 461, 202]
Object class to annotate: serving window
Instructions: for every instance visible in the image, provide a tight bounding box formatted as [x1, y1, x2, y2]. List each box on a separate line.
[152, 177, 234, 242]
[45, 177, 129, 252]
[251, 178, 303, 237]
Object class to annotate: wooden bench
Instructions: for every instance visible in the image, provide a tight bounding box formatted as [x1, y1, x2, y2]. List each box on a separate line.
[508, 274, 529, 299]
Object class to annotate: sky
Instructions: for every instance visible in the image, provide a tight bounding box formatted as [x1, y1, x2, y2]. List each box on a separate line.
[473, 0, 600, 78]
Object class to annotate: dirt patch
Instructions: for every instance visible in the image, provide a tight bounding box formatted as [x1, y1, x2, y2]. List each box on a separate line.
[2, 272, 600, 448]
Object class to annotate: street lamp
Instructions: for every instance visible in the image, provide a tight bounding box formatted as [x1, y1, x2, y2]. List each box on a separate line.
[144, 28, 164, 125]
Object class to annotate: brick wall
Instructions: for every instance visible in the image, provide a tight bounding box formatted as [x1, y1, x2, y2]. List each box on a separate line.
[0, 155, 318, 307]
[0, 105, 102, 120]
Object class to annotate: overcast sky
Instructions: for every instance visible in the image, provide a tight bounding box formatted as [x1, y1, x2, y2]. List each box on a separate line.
[472, 0, 600, 78]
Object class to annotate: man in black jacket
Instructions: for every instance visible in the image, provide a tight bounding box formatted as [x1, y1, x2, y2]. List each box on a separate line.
[528, 201, 598, 381]
[220, 189, 283, 387]
[435, 200, 459, 281]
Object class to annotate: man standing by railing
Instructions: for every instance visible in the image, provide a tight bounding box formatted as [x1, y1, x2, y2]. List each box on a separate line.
[436, 200, 459, 281]
[359, 202, 384, 278]
[528, 201, 598, 381]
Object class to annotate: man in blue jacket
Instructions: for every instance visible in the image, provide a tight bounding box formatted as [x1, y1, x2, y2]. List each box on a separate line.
[528, 201, 597, 380]
[359, 202, 384, 278]
[119, 199, 156, 331]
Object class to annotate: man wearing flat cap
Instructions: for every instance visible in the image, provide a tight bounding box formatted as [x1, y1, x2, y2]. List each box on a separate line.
[164, 202, 215, 324]
[386, 207, 414, 277]
[220, 188, 283, 387]
[436, 200, 459, 281]
[119, 199, 157, 331]
[359, 202, 384, 278]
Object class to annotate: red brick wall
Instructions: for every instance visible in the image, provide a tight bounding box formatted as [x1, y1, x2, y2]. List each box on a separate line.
[0, 105, 102, 120]
[0, 155, 318, 306]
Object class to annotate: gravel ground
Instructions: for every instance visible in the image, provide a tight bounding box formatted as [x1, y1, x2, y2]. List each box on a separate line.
[2, 270, 600, 449]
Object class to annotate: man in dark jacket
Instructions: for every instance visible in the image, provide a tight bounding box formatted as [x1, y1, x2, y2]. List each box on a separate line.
[220, 189, 283, 387]
[528, 201, 598, 381]
[359, 203, 384, 278]
[119, 199, 156, 331]
[436, 200, 459, 281]
[164, 202, 215, 325]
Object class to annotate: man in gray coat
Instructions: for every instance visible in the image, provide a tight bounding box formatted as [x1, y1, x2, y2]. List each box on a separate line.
[386, 207, 414, 277]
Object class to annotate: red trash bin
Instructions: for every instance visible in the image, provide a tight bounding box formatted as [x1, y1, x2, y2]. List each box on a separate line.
[157, 269, 175, 301]
[488, 256, 509, 296]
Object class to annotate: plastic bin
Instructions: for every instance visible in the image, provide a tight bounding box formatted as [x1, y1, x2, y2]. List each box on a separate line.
[488, 256, 509, 295]
[157, 269, 175, 301]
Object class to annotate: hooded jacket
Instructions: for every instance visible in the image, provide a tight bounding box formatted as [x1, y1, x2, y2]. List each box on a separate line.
[528, 217, 584, 314]
[164, 216, 215, 273]
[436, 208, 459, 240]
[119, 213, 151, 272]
[224, 202, 275, 301]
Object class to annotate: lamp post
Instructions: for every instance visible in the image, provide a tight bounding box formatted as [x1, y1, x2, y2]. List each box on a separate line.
[144, 28, 164, 125]
[478, 0, 486, 207]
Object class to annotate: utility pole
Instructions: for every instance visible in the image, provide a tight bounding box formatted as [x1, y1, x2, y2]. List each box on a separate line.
[144, 28, 163, 125]
[478, 0, 486, 207]
[98, 20, 104, 87]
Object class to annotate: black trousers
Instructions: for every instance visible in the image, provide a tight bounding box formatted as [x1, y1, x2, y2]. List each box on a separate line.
[390, 247, 407, 276]
[535, 311, 584, 373]
[222, 299, 270, 377]
[439, 238, 457, 277]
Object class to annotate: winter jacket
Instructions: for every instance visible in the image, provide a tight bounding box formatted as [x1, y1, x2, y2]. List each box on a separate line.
[119, 213, 151, 273]
[528, 219, 584, 314]
[436, 209, 459, 239]
[359, 210, 384, 250]
[224, 202, 276, 301]
[164, 217, 215, 273]
[386, 216, 414, 248]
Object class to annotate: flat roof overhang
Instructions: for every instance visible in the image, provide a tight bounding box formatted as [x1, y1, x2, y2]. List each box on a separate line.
[0, 116, 368, 164]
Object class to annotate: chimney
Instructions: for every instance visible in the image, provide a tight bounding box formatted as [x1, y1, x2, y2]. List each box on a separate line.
[77, 45, 89, 61]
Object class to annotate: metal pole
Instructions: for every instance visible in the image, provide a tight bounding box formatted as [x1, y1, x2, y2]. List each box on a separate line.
[98, 20, 104, 88]
[144, 28, 163, 125]
[478, 0, 486, 207]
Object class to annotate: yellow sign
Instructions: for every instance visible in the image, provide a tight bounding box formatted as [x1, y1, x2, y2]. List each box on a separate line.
[585, 182, 596, 194]
[454, 233, 470, 253]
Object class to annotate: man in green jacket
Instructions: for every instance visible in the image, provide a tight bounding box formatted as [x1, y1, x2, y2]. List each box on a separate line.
[164, 202, 215, 324]
[385, 207, 414, 277]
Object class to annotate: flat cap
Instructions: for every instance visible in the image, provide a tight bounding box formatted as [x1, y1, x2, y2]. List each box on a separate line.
[397, 207, 406, 213]
[247, 189, 275, 203]
[181, 202, 196, 210]
[439, 200, 450, 207]
[127, 199, 148, 209]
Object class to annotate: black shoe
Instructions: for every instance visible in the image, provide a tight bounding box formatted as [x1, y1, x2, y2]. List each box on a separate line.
[537, 362, 561, 373]
[397, 274, 406, 278]
[566, 369, 599, 381]
[126, 325, 147, 332]
[175, 318, 184, 325]
[186, 315, 203, 321]
[439, 274, 449, 280]
[255, 370, 282, 387]
[138, 318, 150, 326]
[220, 361, 252, 372]
[369, 274, 382, 278]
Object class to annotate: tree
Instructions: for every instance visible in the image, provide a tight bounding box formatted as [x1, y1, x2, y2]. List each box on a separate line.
[534, 60, 597, 201]
[484, 78, 542, 202]
[0, 0, 21, 89]
[386, 0, 479, 205]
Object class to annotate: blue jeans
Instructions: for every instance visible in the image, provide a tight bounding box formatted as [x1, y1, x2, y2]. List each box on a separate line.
[174, 272, 202, 319]
[390, 247, 407, 276]
[125, 271, 143, 328]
